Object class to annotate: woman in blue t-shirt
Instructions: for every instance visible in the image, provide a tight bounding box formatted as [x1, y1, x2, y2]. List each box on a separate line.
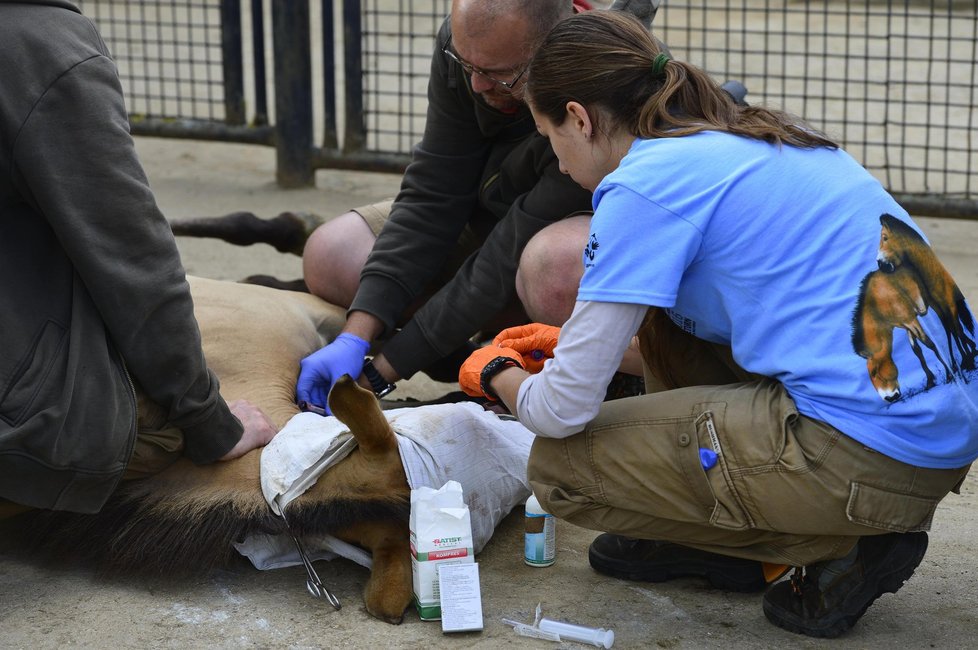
[459, 10, 977, 639]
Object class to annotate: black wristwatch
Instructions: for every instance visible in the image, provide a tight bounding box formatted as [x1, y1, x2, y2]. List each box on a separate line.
[362, 357, 397, 398]
[480, 356, 523, 402]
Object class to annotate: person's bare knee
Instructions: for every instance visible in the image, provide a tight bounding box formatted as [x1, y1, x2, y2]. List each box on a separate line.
[517, 215, 591, 325]
[302, 211, 376, 306]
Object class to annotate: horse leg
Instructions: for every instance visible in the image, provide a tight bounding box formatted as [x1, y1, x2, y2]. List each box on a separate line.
[950, 320, 977, 375]
[931, 287, 976, 376]
[868, 351, 901, 402]
[935, 312, 963, 376]
[960, 329, 978, 371]
[169, 211, 324, 255]
[862, 307, 901, 402]
[935, 314, 977, 380]
[905, 330, 939, 389]
[909, 319, 954, 385]
[954, 294, 978, 371]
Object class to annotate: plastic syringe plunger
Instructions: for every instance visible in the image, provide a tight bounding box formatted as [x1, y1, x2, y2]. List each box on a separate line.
[538, 618, 614, 648]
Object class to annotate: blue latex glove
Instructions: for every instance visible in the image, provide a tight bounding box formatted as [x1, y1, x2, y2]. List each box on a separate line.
[296, 333, 370, 414]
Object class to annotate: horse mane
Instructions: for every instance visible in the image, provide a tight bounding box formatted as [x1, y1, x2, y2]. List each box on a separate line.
[850, 271, 874, 357]
[1, 456, 408, 576]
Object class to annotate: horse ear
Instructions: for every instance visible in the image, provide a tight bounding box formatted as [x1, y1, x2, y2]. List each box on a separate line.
[328, 375, 398, 457]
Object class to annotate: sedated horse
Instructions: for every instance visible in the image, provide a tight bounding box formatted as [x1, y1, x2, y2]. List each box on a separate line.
[852, 265, 953, 402]
[877, 213, 977, 376]
[1, 277, 417, 624]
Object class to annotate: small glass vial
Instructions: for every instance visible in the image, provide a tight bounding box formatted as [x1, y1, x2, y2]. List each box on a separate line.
[524, 493, 556, 567]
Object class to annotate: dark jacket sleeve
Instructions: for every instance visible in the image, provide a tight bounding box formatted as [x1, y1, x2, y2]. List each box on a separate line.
[350, 20, 491, 334]
[13, 53, 242, 463]
[384, 136, 592, 378]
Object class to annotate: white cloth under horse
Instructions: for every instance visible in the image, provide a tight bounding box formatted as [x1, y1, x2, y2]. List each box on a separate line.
[235, 402, 534, 569]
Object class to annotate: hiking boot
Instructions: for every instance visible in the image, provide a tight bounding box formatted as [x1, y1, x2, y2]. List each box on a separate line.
[588, 533, 769, 592]
[762, 531, 928, 638]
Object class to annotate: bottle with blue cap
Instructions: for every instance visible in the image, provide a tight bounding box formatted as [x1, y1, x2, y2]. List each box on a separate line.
[524, 493, 556, 567]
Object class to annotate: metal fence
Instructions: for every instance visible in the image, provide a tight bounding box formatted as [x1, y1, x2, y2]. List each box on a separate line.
[78, 0, 977, 218]
[655, 0, 978, 218]
[357, 1, 448, 156]
[77, 0, 273, 143]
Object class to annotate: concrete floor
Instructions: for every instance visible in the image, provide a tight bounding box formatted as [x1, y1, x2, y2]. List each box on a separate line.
[1, 138, 977, 649]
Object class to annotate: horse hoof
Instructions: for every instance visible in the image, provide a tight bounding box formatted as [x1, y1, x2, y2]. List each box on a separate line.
[242, 275, 309, 292]
[370, 610, 404, 625]
[365, 600, 407, 625]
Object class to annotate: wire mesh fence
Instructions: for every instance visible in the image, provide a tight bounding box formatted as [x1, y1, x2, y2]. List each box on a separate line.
[358, 0, 449, 154]
[354, 0, 977, 216]
[654, 0, 978, 215]
[74, 0, 977, 214]
[76, 0, 229, 122]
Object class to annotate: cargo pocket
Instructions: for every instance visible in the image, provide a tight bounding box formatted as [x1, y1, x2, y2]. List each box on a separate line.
[680, 409, 753, 531]
[0, 320, 67, 426]
[846, 482, 940, 533]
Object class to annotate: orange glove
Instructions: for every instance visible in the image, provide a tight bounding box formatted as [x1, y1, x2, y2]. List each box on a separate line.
[458, 345, 524, 400]
[493, 323, 560, 374]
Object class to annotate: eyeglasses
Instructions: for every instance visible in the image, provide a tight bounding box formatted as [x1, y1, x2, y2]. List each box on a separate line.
[441, 35, 528, 90]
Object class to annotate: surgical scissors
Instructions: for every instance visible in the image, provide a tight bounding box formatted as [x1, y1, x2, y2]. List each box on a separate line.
[281, 511, 341, 610]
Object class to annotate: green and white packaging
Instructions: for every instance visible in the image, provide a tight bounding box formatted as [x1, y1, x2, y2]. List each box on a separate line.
[410, 480, 474, 620]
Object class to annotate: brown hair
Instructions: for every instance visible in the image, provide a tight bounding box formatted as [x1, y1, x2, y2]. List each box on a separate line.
[526, 11, 837, 149]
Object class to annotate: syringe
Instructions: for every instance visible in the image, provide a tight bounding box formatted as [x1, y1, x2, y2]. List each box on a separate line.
[502, 603, 615, 648]
[538, 617, 615, 648]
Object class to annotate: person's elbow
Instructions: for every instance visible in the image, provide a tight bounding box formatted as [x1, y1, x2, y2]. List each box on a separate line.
[516, 385, 595, 439]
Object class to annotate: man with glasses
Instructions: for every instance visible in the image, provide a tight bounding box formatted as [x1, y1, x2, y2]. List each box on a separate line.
[440, 31, 530, 113]
[298, 0, 658, 410]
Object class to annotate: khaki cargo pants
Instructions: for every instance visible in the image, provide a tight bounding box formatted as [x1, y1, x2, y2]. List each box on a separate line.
[353, 199, 487, 282]
[528, 309, 970, 566]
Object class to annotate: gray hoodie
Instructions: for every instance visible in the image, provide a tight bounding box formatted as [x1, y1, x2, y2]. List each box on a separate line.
[0, 0, 242, 513]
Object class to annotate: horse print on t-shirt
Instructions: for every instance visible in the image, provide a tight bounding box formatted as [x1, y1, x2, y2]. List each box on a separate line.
[851, 214, 976, 402]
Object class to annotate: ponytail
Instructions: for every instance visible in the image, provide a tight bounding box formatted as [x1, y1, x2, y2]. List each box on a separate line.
[527, 12, 837, 149]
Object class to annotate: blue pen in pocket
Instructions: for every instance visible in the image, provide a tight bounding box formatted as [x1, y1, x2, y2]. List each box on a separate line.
[699, 447, 718, 470]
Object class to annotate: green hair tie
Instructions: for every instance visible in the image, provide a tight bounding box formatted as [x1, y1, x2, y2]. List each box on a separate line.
[651, 53, 671, 77]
